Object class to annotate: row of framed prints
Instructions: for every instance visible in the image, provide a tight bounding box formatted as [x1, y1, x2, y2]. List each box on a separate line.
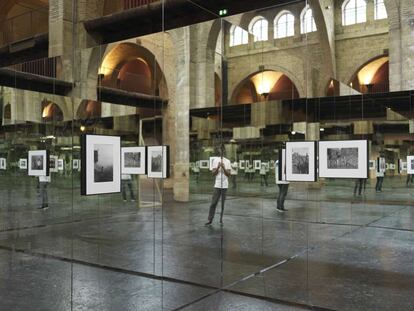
[192, 159, 273, 170]
[280, 140, 369, 181]
[81, 135, 170, 196]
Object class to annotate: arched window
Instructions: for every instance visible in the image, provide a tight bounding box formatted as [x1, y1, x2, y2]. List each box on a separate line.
[374, 0, 387, 20]
[229, 26, 248, 47]
[342, 0, 366, 26]
[300, 6, 317, 34]
[249, 17, 268, 42]
[275, 11, 295, 39]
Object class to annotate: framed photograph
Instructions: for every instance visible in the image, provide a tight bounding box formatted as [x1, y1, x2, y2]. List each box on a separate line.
[239, 160, 245, 170]
[147, 146, 170, 178]
[385, 163, 389, 170]
[389, 163, 395, 170]
[254, 160, 261, 170]
[121, 146, 146, 175]
[277, 149, 287, 182]
[0, 158, 6, 170]
[209, 156, 220, 171]
[262, 162, 270, 171]
[407, 156, 414, 174]
[319, 140, 368, 179]
[28, 150, 49, 176]
[73, 159, 80, 170]
[49, 155, 58, 173]
[398, 159, 407, 173]
[81, 134, 121, 196]
[57, 159, 64, 171]
[286, 141, 317, 182]
[19, 158, 27, 170]
[369, 160, 376, 170]
[199, 160, 209, 169]
[377, 157, 386, 174]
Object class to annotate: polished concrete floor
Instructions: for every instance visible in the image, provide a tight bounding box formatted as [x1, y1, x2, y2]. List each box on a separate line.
[0, 173, 414, 310]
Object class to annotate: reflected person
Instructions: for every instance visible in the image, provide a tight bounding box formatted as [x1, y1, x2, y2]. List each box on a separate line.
[38, 175, 50, 210]
[260, 163, 268, 186]
[121, 174, 136, 202]
[375, 168, 384, 192]
[275, 160, 289, 212]
[205, 147, 231, 226]
[230, 160, 238, 189]
[406, 174, 414, 187]
[354, 178, 366, 196]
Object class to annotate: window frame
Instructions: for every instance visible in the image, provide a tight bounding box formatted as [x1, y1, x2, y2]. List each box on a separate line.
[300, 5, 317, 34]
[274, 10, 295, 39]
[249, 16, 269, 42]
[342, 0, 367, 26]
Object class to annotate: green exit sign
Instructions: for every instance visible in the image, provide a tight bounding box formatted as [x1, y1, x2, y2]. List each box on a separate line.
[219, 9, 228, 16]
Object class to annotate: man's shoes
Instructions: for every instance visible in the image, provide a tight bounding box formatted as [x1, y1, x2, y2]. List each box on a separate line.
[123, 199, 127, 202]
[131, 199, 136, 202]
[204, 221, 212, 226]
[276, 208, 284, 213]
[281, 207, 288, 211]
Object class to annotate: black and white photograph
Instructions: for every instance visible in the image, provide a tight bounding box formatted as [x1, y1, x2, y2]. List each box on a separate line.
[94, 144, 113, 183]
[199, 160, 209, 169]
[254, 160, 261, 170]
[239, 160, 245, 170]
[19, 158, 27, 170]
[28, 150, 49, 176]
[81, 134, 121, 195]
[0, 158, 6, 170]
[327, 148, 358, 169]
[57, 159, 64, 171]
[121, 147, 146, 175]
[147, 146, 169, 178]
[286, 141, 316, 182]
[49, 155, 58, 173]
[407, 156, 414, 174]
[319, 140, 368, 179]
[73, 159, 80, 170]
[369, 160, 376, 170]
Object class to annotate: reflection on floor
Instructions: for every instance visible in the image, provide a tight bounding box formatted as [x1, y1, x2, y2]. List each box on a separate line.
[0, 174, 414, 310]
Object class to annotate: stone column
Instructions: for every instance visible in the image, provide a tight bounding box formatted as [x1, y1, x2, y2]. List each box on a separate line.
[169, 27, 191, 202]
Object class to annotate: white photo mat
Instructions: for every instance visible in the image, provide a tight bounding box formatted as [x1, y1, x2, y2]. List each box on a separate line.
[407, 156, 414, 174]
[121, 146, 146, 175]
[28, 150, 49, 176]
[81, 134, 121, 195]
[319, 140, 368, 179]
[147, 146, 169, 178]
[286, 141, 317, 182]
[50, 155, 59, 173]
[19, 158, 27, 170]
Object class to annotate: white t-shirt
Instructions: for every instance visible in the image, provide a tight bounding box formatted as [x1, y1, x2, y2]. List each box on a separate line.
[260, 166, 266, 175]
[230, 162, 238, 175]
[39, 175, 51, 183]
[212, 157, 231, 189]
[122, 174, 132, 180]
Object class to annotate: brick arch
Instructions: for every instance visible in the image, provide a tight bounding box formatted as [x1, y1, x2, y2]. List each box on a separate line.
[229, 65, 305, 102]
[230, 70, 301, 104]
[85, 40, 169, 101]
[348, 55, 389, 93]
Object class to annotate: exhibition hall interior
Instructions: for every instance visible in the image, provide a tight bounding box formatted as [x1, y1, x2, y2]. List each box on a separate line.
[0, 0, 414, 310]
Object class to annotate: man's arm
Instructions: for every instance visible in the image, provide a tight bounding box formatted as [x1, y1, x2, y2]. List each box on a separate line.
[222, 162, 231, 177]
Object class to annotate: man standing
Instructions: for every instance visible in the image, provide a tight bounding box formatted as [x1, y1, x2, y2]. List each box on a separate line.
[205, 147, 231, 226]
[275, 160, 289, 212]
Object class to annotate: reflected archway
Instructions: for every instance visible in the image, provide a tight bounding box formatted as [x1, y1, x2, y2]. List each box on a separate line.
[349, 56, 389, 94]
[231, 70, 299, 104]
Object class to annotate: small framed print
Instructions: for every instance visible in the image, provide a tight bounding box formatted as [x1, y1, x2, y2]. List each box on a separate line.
[377, 157, 386, 174]
[28, 150, 49, 176]
[81, 134, 121, 196]
[209, 157, 220, 170]
[49, 155, 58, 173]
[319, 140, 368, 179]
[398, 159, 407, 174]
[73, 159, 80, 170]
[239, 160, 245, 170]
[0, 158, 6, 170]
[369, 160, 376, 170]
[57, 159, 64, 171]
[121, 146, 146, 175]
[19, 158, 27, 170]
[147, 146, 170, 179]
[389, 163, 396, 170]
[407, 156, 414, 174]
[254, 160, 261, 170]
[286, 141, 317, 182]
[199, 160, 209, 169]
